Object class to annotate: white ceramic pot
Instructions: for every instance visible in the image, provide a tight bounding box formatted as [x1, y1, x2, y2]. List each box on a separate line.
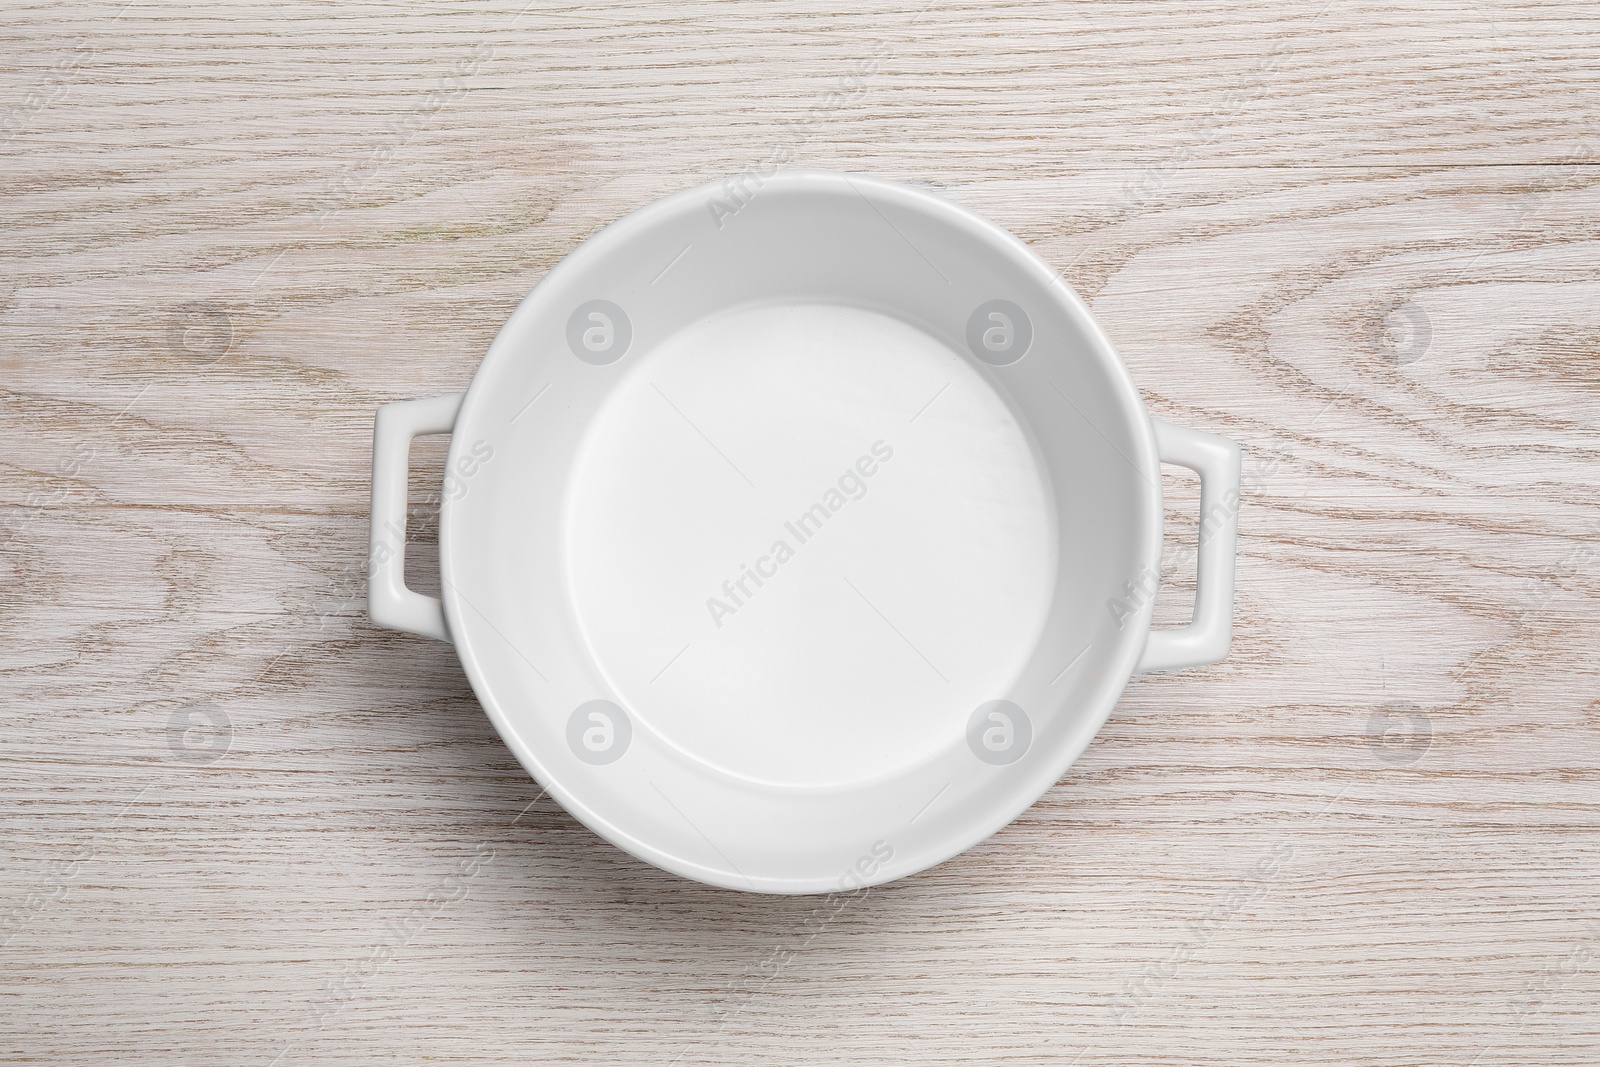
[369, 171, 1241, 894]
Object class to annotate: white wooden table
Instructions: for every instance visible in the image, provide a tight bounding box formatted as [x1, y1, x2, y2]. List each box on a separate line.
[3, 2, 1598, 1063]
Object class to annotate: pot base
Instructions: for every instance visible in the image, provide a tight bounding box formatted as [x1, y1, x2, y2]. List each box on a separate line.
[567, 300, 1056, 789]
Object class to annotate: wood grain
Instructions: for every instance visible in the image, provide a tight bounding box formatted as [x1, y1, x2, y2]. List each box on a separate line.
[2, 1, 1598, 1064]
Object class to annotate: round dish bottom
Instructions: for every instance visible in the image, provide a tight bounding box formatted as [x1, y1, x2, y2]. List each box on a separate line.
[565, 301, 1058, 789]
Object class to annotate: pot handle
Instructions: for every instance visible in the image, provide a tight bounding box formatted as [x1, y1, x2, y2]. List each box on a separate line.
[368, 392, 464, 643]
[1136, 421, 1242, 673]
